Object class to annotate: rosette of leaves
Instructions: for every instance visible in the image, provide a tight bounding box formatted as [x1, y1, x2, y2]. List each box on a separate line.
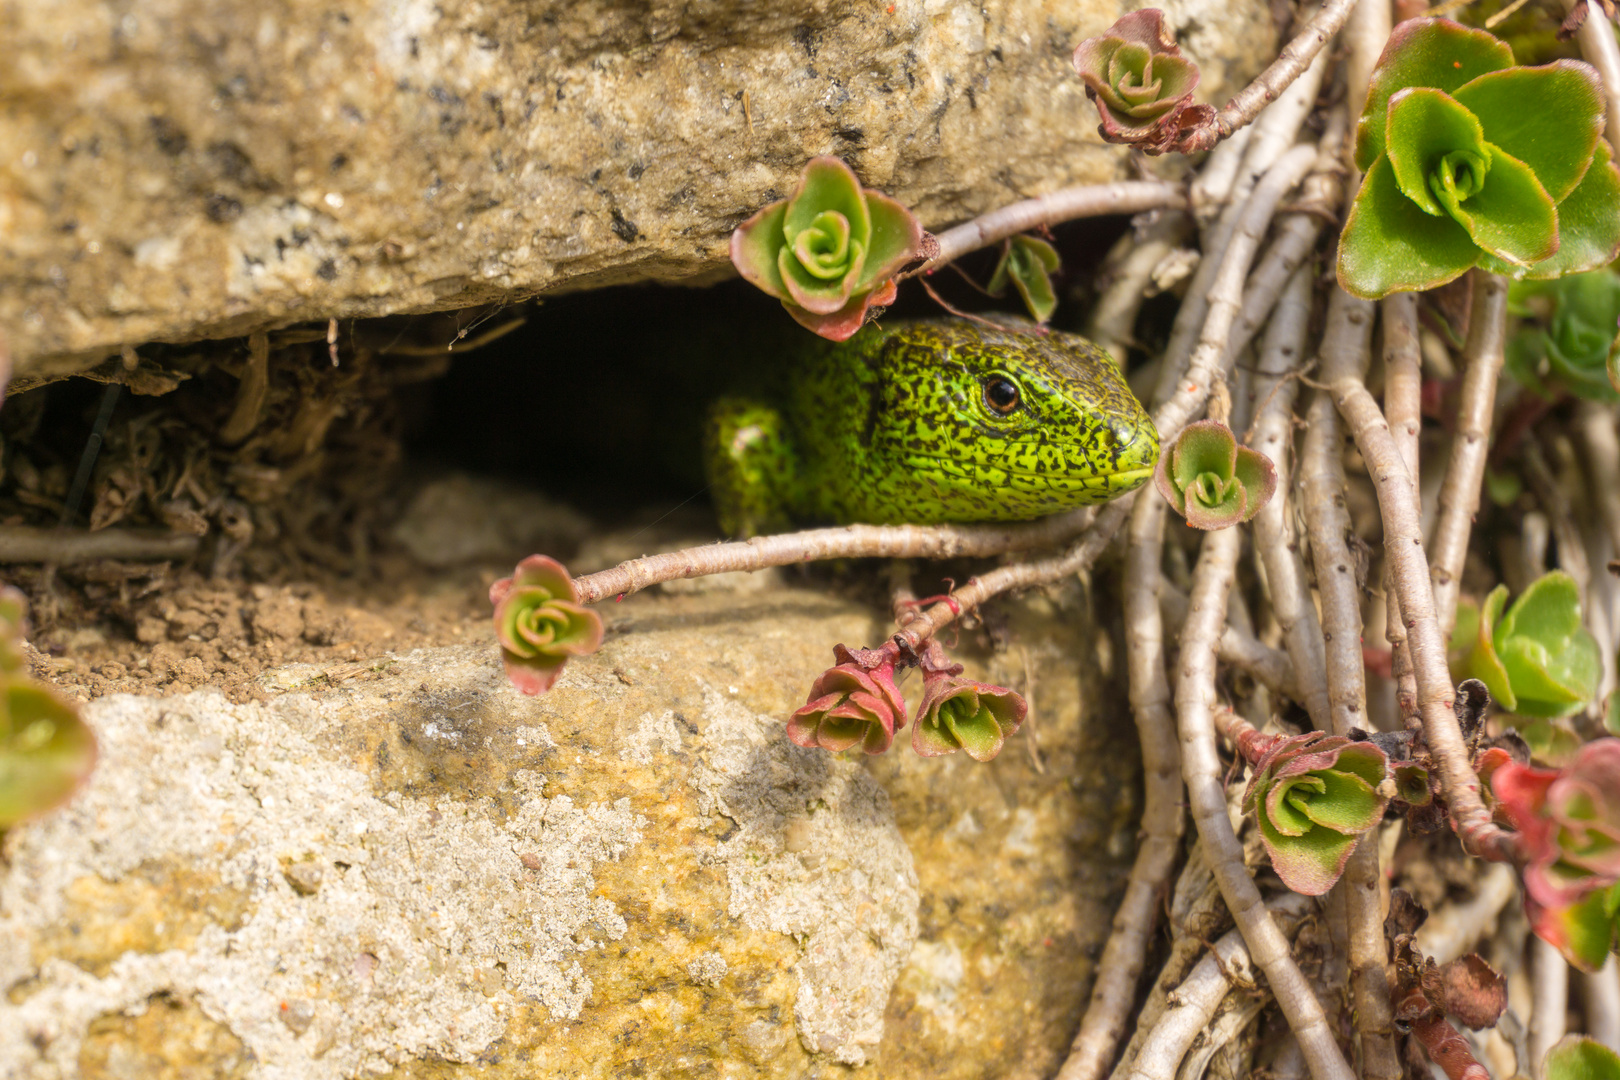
[1072, 9, 1212, 153]
[1488, 739, 1620, 970]
[1507, 269, 1620, 402]
[1242, 731, 1390, 895]
[1152, 419, 1277, 529]
[1337, 18, 1620, 300]
[489, 555, 604, 695]
[988, 235, 1061, 324]
[1453, 571, 1601, 718]
[787, 643, 908, 755]
[0, 587, 97, 827]
[910, 643, 1026, 762]
[731, 157, 924, 342]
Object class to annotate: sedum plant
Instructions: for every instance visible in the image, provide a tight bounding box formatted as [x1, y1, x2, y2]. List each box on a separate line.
[1153, 420, 1277, 529]
[1243, 732, 1391, 895]
[1508, 268, 1620, 402]
[0, 588, 97, 828]
[1072, 9, 1211, 153]
[1453, 571, 1601, 719]
[788, 642, 908, 755]
[1486, 739, 1620, 970]
[731, 157, 924, 342]
[1337, 18, 1620, 300]
[910, 642, 1027, 762]
[988, 235, 1061, 324]
[489, 555, 605, 695]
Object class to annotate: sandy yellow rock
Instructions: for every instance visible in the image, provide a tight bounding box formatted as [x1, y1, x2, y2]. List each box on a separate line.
[1, 583, 1138, 1077]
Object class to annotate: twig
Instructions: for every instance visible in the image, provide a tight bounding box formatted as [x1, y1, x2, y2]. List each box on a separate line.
[1085, 212, 1194, 362]
[218, 331, 271, 445]
[1160, 584, 1299, 701]
[916, 182, 1187, 274]
[1153, 79, 1328, 405]
[1330, 375, 1520, 862]
[0, 526, 200, 565]
[1346, 838, 1400, 1080]
[1226, 110, 1347, 367]
[1577, 401, 1620, 580]
[1172, 0, 1358, 153]
[1121, 893, 1316, 1080]
[1057, 492, 1184, 1080]
[1585, 958, 1620, 1051]
[1251, 266, 1333, 731]
[1430, 273, 1510, 637]
[1176, 523, 1355, 1080]
[1530, 935, 1569, 1077]
[1344, 0, 1394, 124]
[891, 497, 1133, 655]
[1565, 0, 1620, 153]
[1414, 862, 1520, 965]
[571, 510, 1094, 603]
[1301, 289, 1375, 735]
[1382, 293, 1425, 730]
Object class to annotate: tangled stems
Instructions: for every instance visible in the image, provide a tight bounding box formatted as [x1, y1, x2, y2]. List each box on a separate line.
[1331, 374, 1521, 863]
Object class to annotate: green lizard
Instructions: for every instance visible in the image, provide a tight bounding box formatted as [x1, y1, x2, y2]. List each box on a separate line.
[704, 319, 1159, 536]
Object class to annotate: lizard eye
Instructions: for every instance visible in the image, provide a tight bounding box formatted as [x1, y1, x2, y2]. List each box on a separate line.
[983, 376, 1021, 415]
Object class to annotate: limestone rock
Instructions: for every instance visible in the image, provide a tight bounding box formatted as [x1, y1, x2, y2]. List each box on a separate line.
[1, 0, 1273, 377]
[2, 583, 1138, 1077]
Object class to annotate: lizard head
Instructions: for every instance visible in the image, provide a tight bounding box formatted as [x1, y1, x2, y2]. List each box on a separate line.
[867, 320, 1159, 516]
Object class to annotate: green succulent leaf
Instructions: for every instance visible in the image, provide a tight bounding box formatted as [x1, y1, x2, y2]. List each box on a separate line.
[1244, 732, 1391, 895]
[1465, 585, 1517, 709]
[1498, 143, 1620, 282]
[0, 679, 98, 827]
[1452, 61, 1605, 202]
[1337, 153, 1480, 299]
[730, 202, 791, 299]
[988, 235, 1061, 323]
[1544, 1035, 1620, 1080]
[1450, 142, 1559, 267]
[860, 191, 926, 290]
[1357, 18, 1514, 173]
[1385, 87, 1487, 216]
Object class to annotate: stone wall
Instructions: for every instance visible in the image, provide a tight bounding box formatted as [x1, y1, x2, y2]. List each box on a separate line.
[1, 0, 1273, 378]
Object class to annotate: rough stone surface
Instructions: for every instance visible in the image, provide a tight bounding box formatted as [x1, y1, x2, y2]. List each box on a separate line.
[2, 582, 1138, 1078]
[2, 0, 1273, 376]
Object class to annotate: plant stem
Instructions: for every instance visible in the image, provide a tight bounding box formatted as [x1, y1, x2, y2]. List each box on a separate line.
[1301, 290, 1375, 735]
[1160, 585, 1298, 701]
[1330, 374, 1521, 862]
[1085, 212, 1193, 363]
[0, 526, 201, 565]
[1177, 524, 1355, 1080]
[1430, 273, 1510, 638]
[570, 510, 1093, 603]
[1251, 266, 1333, 731]
[1173, 0, 1358, 152]
[1344, 0, 1393, 124]
[1346, 839, 1401, 1080]
[1056, 493, 1183, 1080]
[917, 182, 1187, 274]
[1120, 893, 1316, 1080]
[1530, 935, 1569, 1077]
[1382, 293, 1425, 730]
[1565, 0, 1620, 153]
[1414, 862, 1520, 964]
[1584, 958, 1620, 1051]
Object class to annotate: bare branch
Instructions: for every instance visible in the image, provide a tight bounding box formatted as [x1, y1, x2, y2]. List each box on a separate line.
[0, 526, 200, 565]
[1330, 374, 1520, 862]
[1176, 524, 1356, 1080]
[1056, 493, 1184, 1080]
[917, 182, 1187, 274]
[1430, 273, 1510, 637]
[571, 510, 1094, 604]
